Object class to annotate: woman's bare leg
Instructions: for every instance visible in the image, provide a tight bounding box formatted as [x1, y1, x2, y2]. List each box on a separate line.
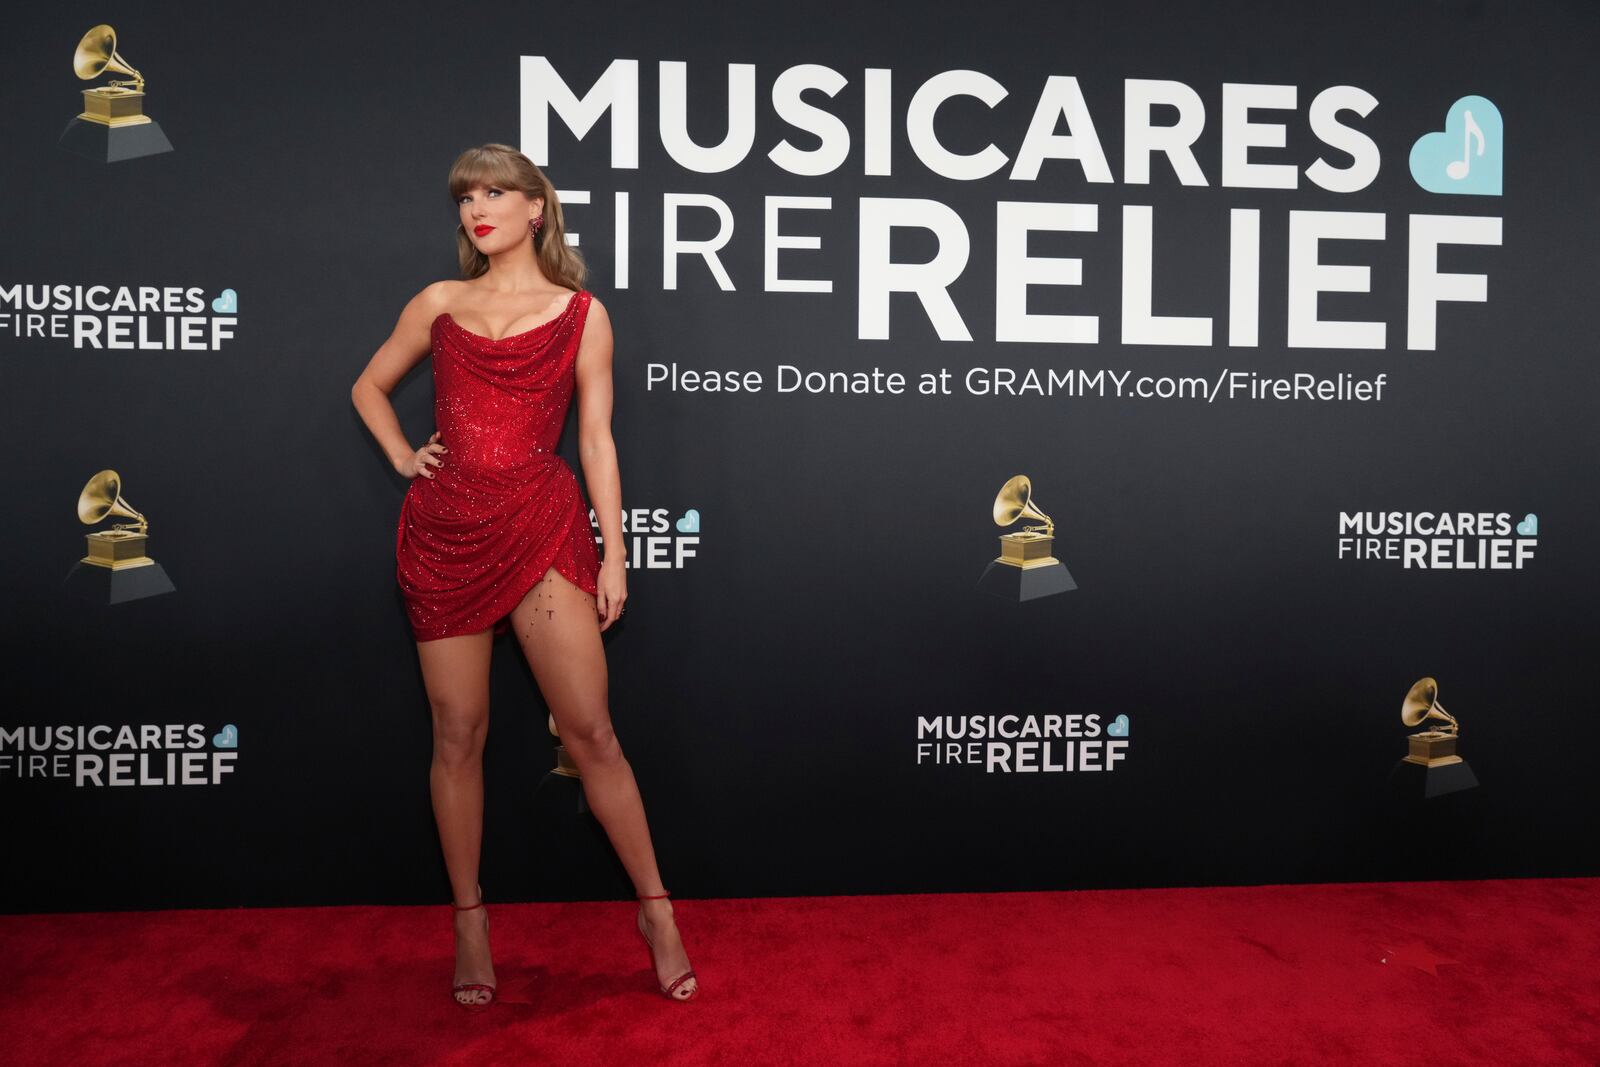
[416, 628, 498, 1006]
[509, 567, 698, 999]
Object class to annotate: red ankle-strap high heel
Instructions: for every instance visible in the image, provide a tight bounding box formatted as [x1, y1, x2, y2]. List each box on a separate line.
[450, 887, 497, 1012]
[636, 890, 699, 1001]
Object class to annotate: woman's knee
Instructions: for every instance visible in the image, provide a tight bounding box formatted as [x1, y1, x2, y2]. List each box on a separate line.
[432, 700, 488, 764]
[563, 716, 622, 765]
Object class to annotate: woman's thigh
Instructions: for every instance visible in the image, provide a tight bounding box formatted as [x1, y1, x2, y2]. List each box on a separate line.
[507, 568, 610, 735]
[416, 629, 495, 729]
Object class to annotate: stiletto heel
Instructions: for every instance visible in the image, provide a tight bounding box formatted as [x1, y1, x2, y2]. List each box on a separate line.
[450, 885, 497, 1011]
[635, 891, 698, 1001]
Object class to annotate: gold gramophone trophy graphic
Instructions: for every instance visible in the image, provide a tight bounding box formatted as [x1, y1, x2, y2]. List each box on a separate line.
[541, 712, 595, 808]
[537, 713, 595, 831]
[1392, 676, 1478, 798]
[531, 714, 619, 897]
[550, 714, 582, 777]
[58, 24, 174, 162]
[976, 475, 1077, 601]
[62, 470, 176, 603]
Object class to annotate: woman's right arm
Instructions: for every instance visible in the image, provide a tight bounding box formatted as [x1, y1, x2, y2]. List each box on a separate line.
[351, 282, 451, 480]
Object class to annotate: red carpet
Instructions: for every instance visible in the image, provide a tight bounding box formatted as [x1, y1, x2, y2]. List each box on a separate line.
[5, 878, 1598, 1066]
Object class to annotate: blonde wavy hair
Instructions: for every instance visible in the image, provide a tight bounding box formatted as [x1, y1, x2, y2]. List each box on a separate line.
[447, 143, 586, 288]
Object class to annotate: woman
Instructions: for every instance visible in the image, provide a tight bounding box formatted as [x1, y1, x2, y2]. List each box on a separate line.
[350, 143, 697, 1009]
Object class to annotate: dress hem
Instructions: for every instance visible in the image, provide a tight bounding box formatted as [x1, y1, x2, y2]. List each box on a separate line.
[406, 534, 600, 643]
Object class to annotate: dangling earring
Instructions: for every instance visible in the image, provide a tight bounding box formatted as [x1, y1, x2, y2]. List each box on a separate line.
[529, 214, 544, 239]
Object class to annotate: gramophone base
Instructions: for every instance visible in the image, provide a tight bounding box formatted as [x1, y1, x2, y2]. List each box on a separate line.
[977, 559, 1077, 601]
[550, 745, 587, 812]
[1388, 757, 1478, 799]
[58, 116, 173, 162]
[538, 767, 589, 814]
[62, 559, 176, 603]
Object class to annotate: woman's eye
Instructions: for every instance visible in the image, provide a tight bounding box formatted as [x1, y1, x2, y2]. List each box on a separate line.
[487, 189, 501, 197]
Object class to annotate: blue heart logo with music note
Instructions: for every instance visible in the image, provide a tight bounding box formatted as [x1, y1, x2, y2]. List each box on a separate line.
[1516, 513, 1538, 537]
[211, 288, 238, 313]
[1107, 715, 1129, 738]
[675, 508, 700, 534]
[212, 724, 238, 748]
[1410, 96, 1502, 195]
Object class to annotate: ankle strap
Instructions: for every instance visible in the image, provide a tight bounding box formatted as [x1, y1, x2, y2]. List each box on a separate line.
[451, 899, 485, 911]
[638, 891, 671, 900]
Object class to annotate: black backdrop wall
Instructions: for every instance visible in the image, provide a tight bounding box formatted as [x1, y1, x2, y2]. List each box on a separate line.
[3, 1, 1597, 912]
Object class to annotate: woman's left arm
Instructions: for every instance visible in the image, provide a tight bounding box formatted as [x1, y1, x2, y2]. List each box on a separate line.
[574, 295, 627, 630]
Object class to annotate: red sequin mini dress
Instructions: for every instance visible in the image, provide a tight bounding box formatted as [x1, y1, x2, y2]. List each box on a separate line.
[395, 289, 600, 641]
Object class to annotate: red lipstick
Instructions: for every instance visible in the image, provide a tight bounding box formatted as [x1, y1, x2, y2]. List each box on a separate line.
[473, 224, 495, 236]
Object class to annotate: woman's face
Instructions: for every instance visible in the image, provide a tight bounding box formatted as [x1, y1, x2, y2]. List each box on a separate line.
[457, 183, 543, 254]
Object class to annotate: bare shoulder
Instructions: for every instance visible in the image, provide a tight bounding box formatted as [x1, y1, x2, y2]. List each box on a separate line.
[417, 279, 468, 315]
[576, 292, 613, 375]
[580, 293, 613, 350]
[582, 292, 612, 329]
[387, 279, 464, 339]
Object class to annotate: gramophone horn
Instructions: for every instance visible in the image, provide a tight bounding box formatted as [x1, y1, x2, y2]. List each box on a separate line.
[993, 474, 1054, 534]
[1401, 676, 1457, 732]
[73, 24, 144, 90]
[77, 469, 147, 528]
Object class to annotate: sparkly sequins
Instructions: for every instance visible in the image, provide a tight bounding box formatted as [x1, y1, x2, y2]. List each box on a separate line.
[395, 289, 599, 641]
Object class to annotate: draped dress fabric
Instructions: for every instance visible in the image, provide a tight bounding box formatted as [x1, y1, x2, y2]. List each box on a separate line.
[395, 289, 600, 641]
